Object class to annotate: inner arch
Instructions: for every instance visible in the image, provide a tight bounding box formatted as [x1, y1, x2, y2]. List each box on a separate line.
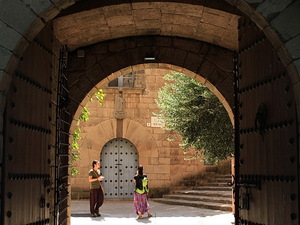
[74, 64, 234, 125]
[68, 35, 235, 121]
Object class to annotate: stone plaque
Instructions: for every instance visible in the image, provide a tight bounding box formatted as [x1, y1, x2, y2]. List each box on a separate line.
[114, 94, 126, 119]
[151, 117, 165, 127]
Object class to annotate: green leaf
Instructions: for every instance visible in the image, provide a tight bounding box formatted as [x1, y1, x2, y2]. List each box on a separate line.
[70, 88, 106, 177]
[155, 71, 234, 164]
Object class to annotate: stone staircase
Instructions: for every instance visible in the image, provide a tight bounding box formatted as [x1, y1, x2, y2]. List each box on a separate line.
[152, 174, 233, 212]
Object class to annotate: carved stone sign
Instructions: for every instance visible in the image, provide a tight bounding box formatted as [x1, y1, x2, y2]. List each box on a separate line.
[114, 93, 126, 119]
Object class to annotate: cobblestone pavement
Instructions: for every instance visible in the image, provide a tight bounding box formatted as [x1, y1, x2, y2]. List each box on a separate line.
[71, 199, 235, 225]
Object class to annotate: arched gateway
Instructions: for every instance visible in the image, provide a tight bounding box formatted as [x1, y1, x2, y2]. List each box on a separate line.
[0, 1, 299, 225]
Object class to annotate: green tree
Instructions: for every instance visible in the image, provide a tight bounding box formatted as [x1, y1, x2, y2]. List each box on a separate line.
[155, 72, 233, 164]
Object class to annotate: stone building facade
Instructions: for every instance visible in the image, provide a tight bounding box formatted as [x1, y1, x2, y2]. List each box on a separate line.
[70, 68, 228, 199]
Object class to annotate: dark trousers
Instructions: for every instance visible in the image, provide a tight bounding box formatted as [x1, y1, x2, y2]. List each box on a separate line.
[90, 188, 104, 214]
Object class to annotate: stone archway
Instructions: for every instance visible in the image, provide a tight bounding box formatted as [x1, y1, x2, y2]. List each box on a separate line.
[1, 1, 300, 225]
[66, 36, 235, 120]
[74, 118, 156, 153]
[74, 63, 234, 125]
[70, 117, 161, 197]
[70, 66, 215, 203]
[1, 1, 299, 87]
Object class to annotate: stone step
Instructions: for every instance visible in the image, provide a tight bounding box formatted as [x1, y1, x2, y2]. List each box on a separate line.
[179, 174, 232, 187]
[200, 182, 230, 187]
[163, 194, 232, 204]
[212, 177, 232, 182]
[156, 173, 233, 212]
[214, 175, 232, 178]
[174, 189, 232, 198]
[211, 175, 232, 180]
[179, 181, 232, 188]
[193, 186, 232, 191]
[152, 198, 232, 212]
[215, 174, 232, 178]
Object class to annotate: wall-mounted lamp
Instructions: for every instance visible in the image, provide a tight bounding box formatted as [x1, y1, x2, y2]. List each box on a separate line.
[144, 53, 155, 62]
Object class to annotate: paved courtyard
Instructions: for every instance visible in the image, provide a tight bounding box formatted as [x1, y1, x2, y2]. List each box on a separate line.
[71, 199, 235, 225]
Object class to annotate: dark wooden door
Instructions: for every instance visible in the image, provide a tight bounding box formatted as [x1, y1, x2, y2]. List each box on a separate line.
[235, 16, 299, 225]
[1, 24, 70, 225]
[2, 25, 57, 225]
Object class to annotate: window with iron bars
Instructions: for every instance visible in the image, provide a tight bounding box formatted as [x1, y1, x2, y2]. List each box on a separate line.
[107, 71, 144, 88]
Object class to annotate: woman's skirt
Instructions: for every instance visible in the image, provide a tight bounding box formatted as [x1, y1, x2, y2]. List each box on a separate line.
[133, 192, 150, 214]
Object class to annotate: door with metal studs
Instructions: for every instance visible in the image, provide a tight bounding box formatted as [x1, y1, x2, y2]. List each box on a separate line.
[100, 138, 138, 199]
[234, 16, 299, 225]
[2, 25, 60, 225]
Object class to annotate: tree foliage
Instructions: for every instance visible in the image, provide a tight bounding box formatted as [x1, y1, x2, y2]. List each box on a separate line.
[155, 72, 234, 164]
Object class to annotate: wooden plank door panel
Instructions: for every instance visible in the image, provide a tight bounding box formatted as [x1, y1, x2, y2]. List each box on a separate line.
[3, 25, 58, 225]
[236, 16, 299, 225]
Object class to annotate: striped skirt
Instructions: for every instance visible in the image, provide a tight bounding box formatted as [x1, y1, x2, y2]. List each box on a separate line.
[133, 192, 150, 215]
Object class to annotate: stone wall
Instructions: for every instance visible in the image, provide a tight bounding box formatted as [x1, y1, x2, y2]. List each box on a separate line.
[70, 68, 225, 199]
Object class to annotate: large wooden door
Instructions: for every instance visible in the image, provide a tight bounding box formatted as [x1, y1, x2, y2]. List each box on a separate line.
[234, 16, 299, 224]
[2, 25, 59, 225]
[100, 138, 138, 199]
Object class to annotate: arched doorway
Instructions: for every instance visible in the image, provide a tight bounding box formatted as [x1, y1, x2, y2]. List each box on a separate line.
[100, 138, 138, 199]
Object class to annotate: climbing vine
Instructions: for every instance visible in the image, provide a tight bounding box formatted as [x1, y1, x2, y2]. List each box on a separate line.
[70, 89, 105, 176]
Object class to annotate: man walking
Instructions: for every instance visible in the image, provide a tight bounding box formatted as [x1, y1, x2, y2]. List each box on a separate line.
[88, 160, 104, 217]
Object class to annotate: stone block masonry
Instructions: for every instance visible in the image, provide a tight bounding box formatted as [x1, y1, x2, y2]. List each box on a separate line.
[70, 68, 209, 198]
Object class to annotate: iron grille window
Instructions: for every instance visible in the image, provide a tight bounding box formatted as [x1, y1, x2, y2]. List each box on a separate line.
[107, 70, 144, 88]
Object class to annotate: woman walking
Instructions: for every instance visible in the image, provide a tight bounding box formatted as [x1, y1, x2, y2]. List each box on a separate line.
[133, 165, 152, 219]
